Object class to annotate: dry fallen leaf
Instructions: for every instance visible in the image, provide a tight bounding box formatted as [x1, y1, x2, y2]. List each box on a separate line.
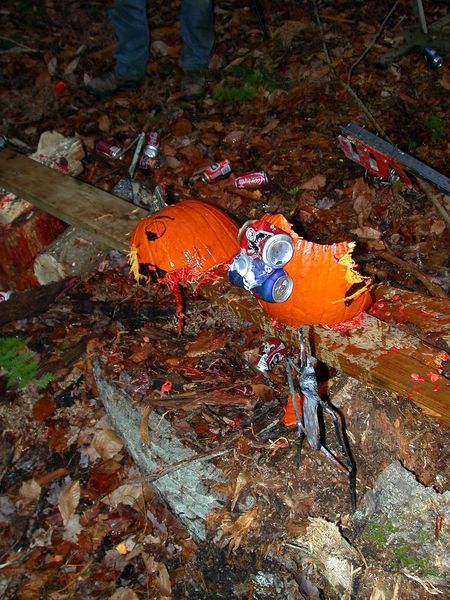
[103, 483, 143, 508]
[156, 562, 172, 596]
[92, 429, 123, 460]
[98, 114, 111, 133]
[19, 479, 41, 504]
[109, 587, 140, 600]
[300, 174, 326, 191]
[58, 479, 80, 525]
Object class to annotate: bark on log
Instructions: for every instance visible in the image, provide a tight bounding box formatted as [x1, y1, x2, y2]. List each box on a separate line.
[92, 358, 226, 543]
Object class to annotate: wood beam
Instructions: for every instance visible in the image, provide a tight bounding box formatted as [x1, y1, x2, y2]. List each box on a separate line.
[1, 149, 448, 424]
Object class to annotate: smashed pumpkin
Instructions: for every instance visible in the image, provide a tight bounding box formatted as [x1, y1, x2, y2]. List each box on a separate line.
[129, 199, 240, 280]
[258, 214, 371, 326]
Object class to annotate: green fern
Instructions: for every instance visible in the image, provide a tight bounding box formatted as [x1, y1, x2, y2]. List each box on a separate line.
[0, 336, 53, 389]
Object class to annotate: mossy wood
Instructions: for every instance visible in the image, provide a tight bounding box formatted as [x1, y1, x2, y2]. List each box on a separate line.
[0, 149, 448, 424]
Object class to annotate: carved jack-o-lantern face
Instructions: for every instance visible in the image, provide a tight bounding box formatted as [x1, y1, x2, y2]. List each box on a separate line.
[258, 213, 371, 325]
[129, 200, 240, 279]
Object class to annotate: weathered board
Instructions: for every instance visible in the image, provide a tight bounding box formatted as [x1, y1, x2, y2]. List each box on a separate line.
[0, 149, 448, 424]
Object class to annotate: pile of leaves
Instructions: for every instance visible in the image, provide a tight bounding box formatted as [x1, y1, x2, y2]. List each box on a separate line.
[0, 0, 449, 598]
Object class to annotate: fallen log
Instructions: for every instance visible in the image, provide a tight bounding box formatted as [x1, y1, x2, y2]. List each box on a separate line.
[0, 149, 448, 424]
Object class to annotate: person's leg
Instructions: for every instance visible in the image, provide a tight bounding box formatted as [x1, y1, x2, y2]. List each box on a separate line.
[180, 0, 214, 99]
[109, 0, 149, 80]
[86, 0, 149, 96]
[180, 0, 214, 72]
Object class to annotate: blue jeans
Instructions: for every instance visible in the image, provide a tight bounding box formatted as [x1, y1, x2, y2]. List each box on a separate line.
[109, 0, 214, 80]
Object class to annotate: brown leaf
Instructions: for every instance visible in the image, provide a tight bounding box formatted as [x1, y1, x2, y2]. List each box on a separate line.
[185, 330, 227, 357]
[58, 479, 80, 525]
[172, 117, 193, 136]
[109, 589, 140, 600]
[300, 174, 326, 191]
[251, 383, 275, 402]
[92, 429, 123, 460]
[156, 562, 172, 596]
[98, 114, 111, 133]
[439, 70, 450, 91]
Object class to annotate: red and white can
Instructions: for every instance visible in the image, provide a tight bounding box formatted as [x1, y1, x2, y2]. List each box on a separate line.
[239, 219, 294, 269]
[96, 140, 122, 159]
[235, 171, 268, 189]
[257, 337, 287, 372]
[201, 159, 232, 183]
[139, 154, 159, 171]
[142, 131, 160, 158]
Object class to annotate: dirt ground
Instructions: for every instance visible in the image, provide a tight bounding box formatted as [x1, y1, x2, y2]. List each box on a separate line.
[0, 1, 449, 598]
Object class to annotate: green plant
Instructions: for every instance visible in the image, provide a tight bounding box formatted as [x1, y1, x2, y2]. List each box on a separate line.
[0, 336, 53, 390]
[425, 115, 446, 144]
[214, 64, 286, 103]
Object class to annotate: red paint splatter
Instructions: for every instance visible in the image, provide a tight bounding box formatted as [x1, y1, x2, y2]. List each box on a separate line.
[427, 371, 439, 383]
[54, 81, 66, 95]
[160, 380, 172, 397]
[392, 294, 400, 301]
[390, 346, 401, 352]
[433, 384, 441, 392]
[327, 313, 364, 331]
[410, 373, 425, 382]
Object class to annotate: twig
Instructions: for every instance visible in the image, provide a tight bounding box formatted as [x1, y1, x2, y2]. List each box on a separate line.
[0, 36, 40, 53]
[377, 249, 448, 298]
[127, 447, 232, 483]
[402, 570, 444, 595]
[347, 1, 401, 85]
[309, 0, 391, 140]
[416, 180, 450, 232]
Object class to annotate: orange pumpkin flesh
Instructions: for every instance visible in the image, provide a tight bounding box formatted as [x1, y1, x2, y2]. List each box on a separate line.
[129, 200, 240, 279]
[258, 214, 371, 326]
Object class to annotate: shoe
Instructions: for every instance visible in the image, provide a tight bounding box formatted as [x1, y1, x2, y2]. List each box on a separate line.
[180, 69, 207, 101]
[85, 69, 141, 97]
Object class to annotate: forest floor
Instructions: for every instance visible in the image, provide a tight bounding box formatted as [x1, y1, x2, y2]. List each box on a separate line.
[0, 1, 449, 599]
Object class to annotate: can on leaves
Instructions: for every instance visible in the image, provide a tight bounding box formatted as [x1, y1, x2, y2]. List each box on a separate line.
[239, 219, 294, 268]
[96, 140, 122, 159]
[142, 131, 161, 158]
[0, 135, 8, 150]
[139, 154, 159, 171]
[422, 47, 443, 69]
[235, 171, 268, 189]
[257, 338, 287, 372]
[0, 290, 13, 302]
[201, 160, 232, 183]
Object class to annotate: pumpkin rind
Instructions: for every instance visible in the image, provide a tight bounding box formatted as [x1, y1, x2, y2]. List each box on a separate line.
[258, 214, 371, 325]
[130, 200, 240, 275]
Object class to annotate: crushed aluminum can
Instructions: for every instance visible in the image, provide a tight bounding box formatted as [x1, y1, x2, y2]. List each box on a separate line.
[229, 263, 293, 303]
[0, 135, 8, 150]
[142, 131, 161, 158]
[96, 140, 122, 160]
[230, 252, 274, 290]
[0, 290, 13, 302]
[422, 47, 443, 69]
[239, 219, 294, 269]
[201, 159, 232, 183]
[257, 337, 287, 372]
[139, 154, 160, 171]
[235, 171, 268, 189]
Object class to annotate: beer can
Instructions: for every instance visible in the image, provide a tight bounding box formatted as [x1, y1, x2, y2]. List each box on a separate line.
[257, 337, 287, 372]
[253, 269, 293, 303]
[229, 263, 293, 303]
[142, 131, 161, 158]
[139, 154, 159, 171]
[422, 47, 443, 69]
[0, 135, 8, 150]
[0, 290, 13, 302]
[96, 140, 122, 159]
[235, 171, 268, 189]
[239, 219, 294, 268]
[229, 252, 273, 289]
[201, 159, 232, 183]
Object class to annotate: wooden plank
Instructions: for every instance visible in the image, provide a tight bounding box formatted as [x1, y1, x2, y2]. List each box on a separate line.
[1, 149, 448, 423]
[0, 149, 147, 251]
[198, 276, 450, 425]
